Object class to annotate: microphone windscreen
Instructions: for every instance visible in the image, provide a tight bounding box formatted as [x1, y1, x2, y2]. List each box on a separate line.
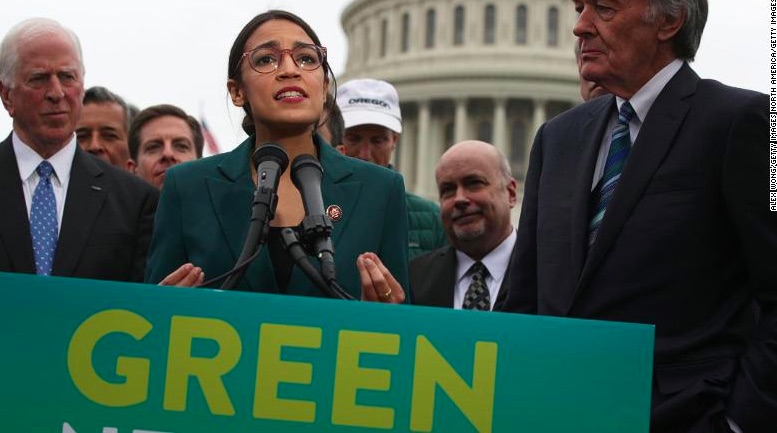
[252, 143, 289, 174]
[290, 154, 323, 190]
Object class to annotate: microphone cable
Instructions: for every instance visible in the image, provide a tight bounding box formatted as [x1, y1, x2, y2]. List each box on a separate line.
[280, 228, 355, 300]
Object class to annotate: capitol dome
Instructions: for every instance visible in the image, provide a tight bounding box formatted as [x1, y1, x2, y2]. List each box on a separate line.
[339, 0, 581, 201]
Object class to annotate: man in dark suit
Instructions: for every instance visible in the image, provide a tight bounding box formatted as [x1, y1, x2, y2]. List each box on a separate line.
[410, 140, 519, 311]
[504, 1, 774, 432]
[0, 18, 157, 282]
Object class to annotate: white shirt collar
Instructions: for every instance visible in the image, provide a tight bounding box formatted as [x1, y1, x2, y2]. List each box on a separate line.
[13, 132, 77, 183]
[615, 59, 683, 124]
[455, 228, 517, 282]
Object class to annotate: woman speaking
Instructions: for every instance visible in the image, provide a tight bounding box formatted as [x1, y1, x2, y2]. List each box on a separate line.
[145, 10, 408, 303]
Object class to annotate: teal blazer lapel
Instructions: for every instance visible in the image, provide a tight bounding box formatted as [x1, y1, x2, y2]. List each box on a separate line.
[284, 138, 362, 296]
[317, 138, 362, 248]
[207, 139, 276, 292]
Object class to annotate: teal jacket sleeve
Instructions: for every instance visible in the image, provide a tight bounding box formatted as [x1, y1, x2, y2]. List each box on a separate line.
[378, 172, 411, 302]
[145, 168, 187, 284]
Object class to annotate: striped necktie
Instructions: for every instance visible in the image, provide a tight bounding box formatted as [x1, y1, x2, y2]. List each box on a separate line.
[589, 102, 636, 247]
[30, 161, 58, 275]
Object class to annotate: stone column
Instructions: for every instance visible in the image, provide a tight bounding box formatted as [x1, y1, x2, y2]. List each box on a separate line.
[415, 100, 432, 196]
[532, 98, 547, 137]
[454, 98, 468, 142]
[399, 115, 416, 189]
[493, 97, 508, 157]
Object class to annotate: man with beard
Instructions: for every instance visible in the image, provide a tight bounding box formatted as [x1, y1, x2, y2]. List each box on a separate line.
[127, 104, 203, 189]
[409, 140, 521, 311]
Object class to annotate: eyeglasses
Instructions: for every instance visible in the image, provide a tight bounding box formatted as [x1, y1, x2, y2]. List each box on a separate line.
[241, 44, 327, 74]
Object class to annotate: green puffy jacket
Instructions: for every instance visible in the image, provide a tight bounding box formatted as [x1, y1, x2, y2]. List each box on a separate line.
[406, 192, 448, 259]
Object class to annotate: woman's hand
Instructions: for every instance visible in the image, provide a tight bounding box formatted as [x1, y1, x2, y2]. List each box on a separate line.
[357, 252, 405, 304]
[158, 263, 204, 287]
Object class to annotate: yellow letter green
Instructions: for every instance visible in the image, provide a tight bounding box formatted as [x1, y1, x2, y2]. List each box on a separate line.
[410, 336, 497, 433]
[67, 309, 152, 407]
[163, 316, 242, 416]
[332, 330, 400, 429]
[253, 323, 321, 422]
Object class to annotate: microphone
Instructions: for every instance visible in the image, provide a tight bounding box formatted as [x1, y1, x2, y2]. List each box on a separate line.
[290, 154, 337, 285]
[218, 144, 289, 290]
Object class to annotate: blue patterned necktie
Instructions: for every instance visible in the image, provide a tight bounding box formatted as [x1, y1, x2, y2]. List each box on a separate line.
[463, 261, 490, 311]
[30, 161, 58, 275]
[589, 102, 636, 247]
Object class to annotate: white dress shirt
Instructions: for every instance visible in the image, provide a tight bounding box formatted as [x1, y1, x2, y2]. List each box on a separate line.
[13, 132, 77, 234]
[453, 229, 517, 310]
[591, 59, 683, 190]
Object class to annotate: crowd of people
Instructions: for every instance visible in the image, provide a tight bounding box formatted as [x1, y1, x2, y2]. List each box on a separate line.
[0, 1, 773, 431]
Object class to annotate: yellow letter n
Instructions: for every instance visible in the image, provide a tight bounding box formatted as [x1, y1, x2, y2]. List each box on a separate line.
[410, 336, 497, 433]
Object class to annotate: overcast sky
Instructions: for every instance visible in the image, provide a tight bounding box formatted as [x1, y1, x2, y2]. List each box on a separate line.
[0, 0, 766, 153]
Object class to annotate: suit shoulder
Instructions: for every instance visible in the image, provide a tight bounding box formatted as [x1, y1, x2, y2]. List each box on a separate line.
[410, 245, 451, 269]
[335, 158, 406, 196]
[697, 79, 765, 98]
[165, 152, 228, 179]
[88, 155, 157, 196]
[544, 96, 612, 131]
[319, 142, 405, 189]
[349, 157, 403, 182]
[695, 79, 767, 109]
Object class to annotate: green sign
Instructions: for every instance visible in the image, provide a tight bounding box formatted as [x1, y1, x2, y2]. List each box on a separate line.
[0, 272, 653, 432]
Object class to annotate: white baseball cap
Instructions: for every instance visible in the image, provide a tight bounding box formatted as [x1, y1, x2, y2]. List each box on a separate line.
[336, 78, 402, 134]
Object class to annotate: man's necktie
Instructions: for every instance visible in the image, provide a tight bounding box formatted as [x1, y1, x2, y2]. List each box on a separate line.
[589, 102, 636, 247]
[30, 161, 58, 276]
[462, 261, 490, 311]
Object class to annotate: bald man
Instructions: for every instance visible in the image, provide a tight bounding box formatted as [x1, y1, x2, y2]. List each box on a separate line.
[409, 140, 521, 311]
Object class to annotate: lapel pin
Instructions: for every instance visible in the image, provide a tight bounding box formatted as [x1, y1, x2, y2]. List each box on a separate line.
[326, 205, 342, 222]
[90, 185, 102, 191]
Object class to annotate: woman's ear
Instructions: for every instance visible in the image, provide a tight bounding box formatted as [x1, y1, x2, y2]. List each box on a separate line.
[227, 79, 244, 107]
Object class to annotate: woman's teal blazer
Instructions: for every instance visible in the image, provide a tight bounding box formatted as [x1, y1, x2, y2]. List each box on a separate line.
[145, 135, 410, 299]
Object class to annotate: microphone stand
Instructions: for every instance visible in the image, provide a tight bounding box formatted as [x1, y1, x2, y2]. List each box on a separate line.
[299, 213, 338, 284]
[219, 183, 276, 289]
[289, 154, 355, 300]
[217, 144, 288, 290]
